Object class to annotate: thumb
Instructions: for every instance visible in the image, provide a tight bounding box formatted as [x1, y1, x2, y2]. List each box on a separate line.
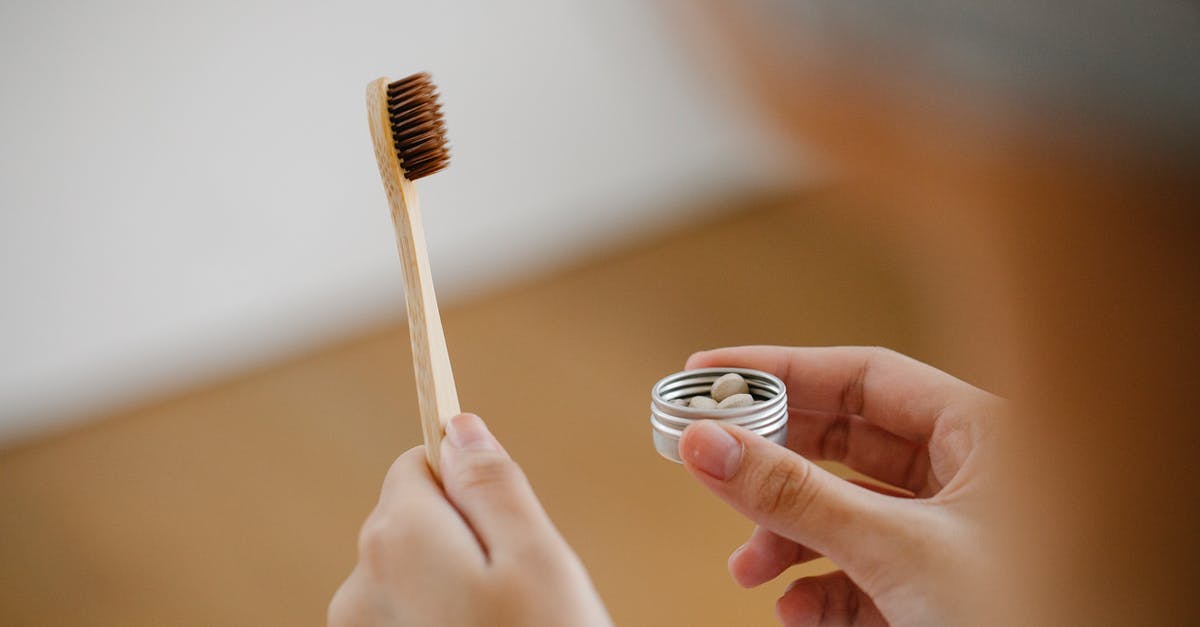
[679, 420, 910, 570]
[439, 413, 559, 560]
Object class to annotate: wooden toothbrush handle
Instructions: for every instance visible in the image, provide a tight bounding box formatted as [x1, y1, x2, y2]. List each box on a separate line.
[389, 178, 461, 477]
[367, 78, 461, 478]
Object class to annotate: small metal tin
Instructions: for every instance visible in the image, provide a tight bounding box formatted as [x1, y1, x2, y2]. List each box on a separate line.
[650, 367, 788, 463]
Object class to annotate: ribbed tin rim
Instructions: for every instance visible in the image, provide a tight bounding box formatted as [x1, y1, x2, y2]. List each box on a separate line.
[650, 367, 788, 462]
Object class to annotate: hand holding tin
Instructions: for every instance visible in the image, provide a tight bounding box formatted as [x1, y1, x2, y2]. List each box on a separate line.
[675, 345, 1005, 626]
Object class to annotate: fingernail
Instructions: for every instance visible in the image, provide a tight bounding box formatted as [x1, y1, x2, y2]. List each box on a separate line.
[730, 543, 747, 562]
[728, 543, 748, 576]
[445, 413, 500, 451]
[684, 421, 743, 480]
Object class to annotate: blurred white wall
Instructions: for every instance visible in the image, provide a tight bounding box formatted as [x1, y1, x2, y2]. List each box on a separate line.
[0, 0, 799, 442]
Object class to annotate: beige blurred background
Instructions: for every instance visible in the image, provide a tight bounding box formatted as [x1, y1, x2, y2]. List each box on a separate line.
[0, 2, 967, 625]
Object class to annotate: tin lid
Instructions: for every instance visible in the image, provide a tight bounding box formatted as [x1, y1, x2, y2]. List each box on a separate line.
[650, 367, 789, 462]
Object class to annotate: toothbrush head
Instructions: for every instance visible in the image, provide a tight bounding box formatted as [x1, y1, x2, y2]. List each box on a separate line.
[385, 72, 450, 181]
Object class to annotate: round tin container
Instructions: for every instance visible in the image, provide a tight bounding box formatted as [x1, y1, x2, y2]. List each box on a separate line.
[650, 367, 788, 463]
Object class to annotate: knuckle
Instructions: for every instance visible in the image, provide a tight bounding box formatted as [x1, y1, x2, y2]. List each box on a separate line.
[840, 346, 899, 417]
[505, 535, 570, 574]
[451, 451, 524, 494]
[327, 573, 366, 627]
[355, 514, 392, 567]
[379, 448, 424, 492]
[864, 345, 896, 360]
[754, 458, 817, 520]
[858, 345, 898, 365]
[355, 511, 414, 575]
[817, 414, 852, 461]
[490, 550, 578, 602]
[490, 566, 537, 599]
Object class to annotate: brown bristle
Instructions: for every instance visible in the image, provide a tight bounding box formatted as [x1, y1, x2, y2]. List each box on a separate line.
[386, 73, 450, 180]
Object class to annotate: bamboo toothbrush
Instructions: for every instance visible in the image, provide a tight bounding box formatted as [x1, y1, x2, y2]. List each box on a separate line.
[366, 73, 459, 479]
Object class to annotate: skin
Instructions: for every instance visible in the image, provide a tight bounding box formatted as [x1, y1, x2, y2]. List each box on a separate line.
[330, 346, 1001, 626]
[679, 346, 1003, 626]
[327, 413, 612, 627]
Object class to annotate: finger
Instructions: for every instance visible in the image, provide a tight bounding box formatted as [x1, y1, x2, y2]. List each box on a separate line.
[679, 420, 915, 570]
[362, 447, 481, 570]
[439, 413, 561, 563]
[686, 345, 985, 443]
[787, 408, 934, 495]
[776, 571, 887, 627]
[729, 525, 822, 588]
[376, 445, 455, 509]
